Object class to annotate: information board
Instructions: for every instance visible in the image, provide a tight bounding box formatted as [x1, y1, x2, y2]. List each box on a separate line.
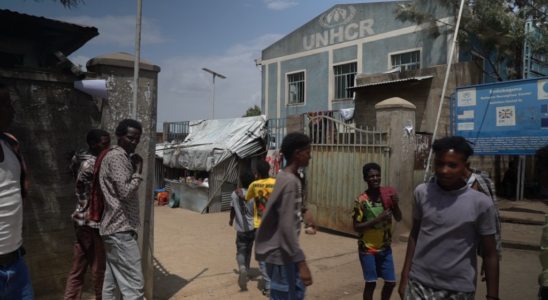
[455, 77, 548, 155]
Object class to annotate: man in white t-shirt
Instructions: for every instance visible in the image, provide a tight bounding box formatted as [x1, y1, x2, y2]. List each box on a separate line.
[229, 170, 256, 291]
[0, 79, 34, 299]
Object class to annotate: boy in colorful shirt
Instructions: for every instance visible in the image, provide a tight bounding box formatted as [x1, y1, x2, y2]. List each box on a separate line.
[352, 163, 402, 300]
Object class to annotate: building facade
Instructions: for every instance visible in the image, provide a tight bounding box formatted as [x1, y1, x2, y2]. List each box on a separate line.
[258, 1, 457, 119]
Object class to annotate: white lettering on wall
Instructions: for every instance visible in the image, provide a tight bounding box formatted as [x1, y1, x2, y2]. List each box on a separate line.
[360, 19, 375, 37]
[345, 23, 358, 40]
[301, 19, 375, 51]
[330, 26, 344, 44]
[316, 31, 328, 48]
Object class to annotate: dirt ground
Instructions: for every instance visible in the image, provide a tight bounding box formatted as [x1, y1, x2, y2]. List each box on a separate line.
[152, 205, 540, 300]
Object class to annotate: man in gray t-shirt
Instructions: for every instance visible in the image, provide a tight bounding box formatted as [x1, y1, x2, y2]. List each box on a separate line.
[399, 136, 499, 300]
[229, 170, 256, 291]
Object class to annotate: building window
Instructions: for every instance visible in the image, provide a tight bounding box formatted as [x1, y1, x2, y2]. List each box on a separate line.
[391, 50, 420, 71]
[334, 62, 357, 99]
[287, 71, 305, 105]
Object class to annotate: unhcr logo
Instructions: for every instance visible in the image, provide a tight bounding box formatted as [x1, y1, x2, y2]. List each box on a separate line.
[319, 5, 356, 28]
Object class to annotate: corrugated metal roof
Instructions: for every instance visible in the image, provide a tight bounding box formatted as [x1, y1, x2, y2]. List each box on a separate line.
[346, 75, 434, 91]
[161, 116, 267, 171]
[0, 9, 99, 57]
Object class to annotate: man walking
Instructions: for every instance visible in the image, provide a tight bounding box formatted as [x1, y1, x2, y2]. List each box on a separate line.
[398, 136, 499, 300]
[0, 79, 34, 299]
[64, 129, 110, 300]
[98, 119, 145, 299]
[255, 133, 314, 300]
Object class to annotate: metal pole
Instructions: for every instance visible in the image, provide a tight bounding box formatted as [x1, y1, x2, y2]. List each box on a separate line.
[520, 155, 526, 200]
[423, 0, 467, 182]
[132, 0, 143, 119]
[212, 74, 215, 119]
[516, 157, 522, 201]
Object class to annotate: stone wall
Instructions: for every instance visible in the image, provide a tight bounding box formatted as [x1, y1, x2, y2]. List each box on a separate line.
[0, 67, 101, 298]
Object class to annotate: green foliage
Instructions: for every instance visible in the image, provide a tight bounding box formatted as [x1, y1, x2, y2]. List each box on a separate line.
[242, 105, 262, 118]
[394, 0, 548, 81]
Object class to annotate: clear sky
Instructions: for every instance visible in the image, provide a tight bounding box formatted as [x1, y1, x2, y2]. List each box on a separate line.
[4, 0, 394, 130]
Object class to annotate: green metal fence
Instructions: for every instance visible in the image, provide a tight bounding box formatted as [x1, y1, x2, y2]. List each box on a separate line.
[305, 116, 390, 235]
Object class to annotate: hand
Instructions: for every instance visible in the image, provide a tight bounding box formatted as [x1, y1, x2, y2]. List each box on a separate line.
[299, 261, 313, 286]
[480, 261, 486, 282]
[398, 280, 406, 299]
[130, 154, 143, 174]
[229, 220, 233, 227]
[378, 209, 393, 221]
[390, 194, 400, 205]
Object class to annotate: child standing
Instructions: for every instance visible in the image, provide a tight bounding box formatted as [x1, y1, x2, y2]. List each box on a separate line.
[229, 170, 257, 291]
[254, 133, 314, 300]
[352, 163, 402, 300]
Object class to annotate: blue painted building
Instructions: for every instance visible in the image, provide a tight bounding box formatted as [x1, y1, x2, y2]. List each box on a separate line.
[258, 1, 458, 119]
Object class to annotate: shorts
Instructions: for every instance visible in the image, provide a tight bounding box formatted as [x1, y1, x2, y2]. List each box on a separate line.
[358, 247, 396, 282]
[404, 277, 475, 300]
[266, 262, 306, 300]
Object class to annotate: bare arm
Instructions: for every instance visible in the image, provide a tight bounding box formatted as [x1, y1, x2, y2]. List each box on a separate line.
[482, 234, 499, 299]
[229, 207, 235, 226]
[398, 218, 421, 299]
[353, 210, 392, 232]
[391, 194, 402, 222]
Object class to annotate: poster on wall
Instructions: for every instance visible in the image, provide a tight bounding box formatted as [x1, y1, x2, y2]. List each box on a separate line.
[266, 150, 283, 177]
[454, 77, 548, 155]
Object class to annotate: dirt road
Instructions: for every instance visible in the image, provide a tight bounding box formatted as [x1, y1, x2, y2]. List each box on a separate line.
[153, 205, 540, 300]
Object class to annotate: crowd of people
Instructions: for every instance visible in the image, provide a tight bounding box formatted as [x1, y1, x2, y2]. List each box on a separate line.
[2, 77, 548, 300]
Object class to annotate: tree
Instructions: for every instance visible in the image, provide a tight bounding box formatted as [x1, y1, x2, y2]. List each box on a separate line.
[242, 105, 262, 117]
[394, 0, 548, 81]
[31, 0, 84, 8]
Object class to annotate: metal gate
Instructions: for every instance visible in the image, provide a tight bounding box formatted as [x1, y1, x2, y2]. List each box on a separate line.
[306, 116, 390, 235]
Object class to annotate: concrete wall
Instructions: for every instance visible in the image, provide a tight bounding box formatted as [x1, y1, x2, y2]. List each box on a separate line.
[0, 67, 101, 298]
[87, 55, 159, 300]
[355, 62, 481, 135]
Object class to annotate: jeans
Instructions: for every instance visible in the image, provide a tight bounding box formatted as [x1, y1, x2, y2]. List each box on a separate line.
[65, 226, 106, 300]
[0, 256, 33, 300]
[102, 231, 144, 300]
[259, 261, 271, 290]
[236, 230, 255, 271]
[266, 262, 305, 300]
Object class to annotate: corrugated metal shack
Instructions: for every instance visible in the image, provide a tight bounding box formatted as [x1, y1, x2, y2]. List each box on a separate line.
[158, 116, 267, 213]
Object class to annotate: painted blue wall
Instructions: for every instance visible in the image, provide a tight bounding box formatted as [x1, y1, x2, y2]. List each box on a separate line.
[361, 30, 448, 74]
[333, 45, 357, 64]
[280, 52, 329, 119]
[267, 63, 278, 119]
[263, 1, 451, 60]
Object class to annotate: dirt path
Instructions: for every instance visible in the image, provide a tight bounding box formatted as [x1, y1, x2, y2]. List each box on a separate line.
[153, 205, 540, 300]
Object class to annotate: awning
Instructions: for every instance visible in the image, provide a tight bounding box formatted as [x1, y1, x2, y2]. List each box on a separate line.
[346, 75, 434, 91]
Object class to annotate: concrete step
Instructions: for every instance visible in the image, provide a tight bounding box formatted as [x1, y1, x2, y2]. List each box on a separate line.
[399, 222, 541, 252]
[499, 210, 545, 226]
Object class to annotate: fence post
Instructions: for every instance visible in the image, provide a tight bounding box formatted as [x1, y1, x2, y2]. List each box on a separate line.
[375, 97, 416, 242]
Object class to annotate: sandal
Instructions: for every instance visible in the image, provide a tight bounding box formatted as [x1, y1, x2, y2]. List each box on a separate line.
[262, 288, 270, 297]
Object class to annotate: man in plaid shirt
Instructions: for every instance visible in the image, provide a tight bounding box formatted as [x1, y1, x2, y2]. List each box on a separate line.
[64, 129, 111, 300]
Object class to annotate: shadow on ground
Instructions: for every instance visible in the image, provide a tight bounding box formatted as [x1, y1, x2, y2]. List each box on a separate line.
[153, 256, 207, 299]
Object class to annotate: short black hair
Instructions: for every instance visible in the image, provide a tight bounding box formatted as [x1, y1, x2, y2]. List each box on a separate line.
[535, 145, 548, 170]
[115, 119, 142, 136]
[256, 161, 271, 178]
[432, 136, 474, 162]
[86, 129, 110, 146]
[363, 163, 381, 177]
[240, 170, 255, 189]
[281, 133, 311, 161]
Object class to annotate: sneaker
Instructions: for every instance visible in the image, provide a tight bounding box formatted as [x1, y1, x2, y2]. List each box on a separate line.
[238, 269, 248, 290]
